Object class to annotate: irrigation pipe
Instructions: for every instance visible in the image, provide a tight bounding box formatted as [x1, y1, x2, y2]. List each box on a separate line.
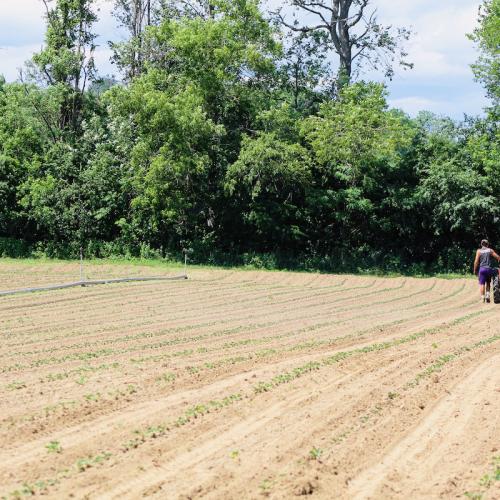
[0, 274, 188, 298]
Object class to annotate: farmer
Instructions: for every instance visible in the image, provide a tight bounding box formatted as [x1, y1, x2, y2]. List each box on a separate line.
[473, 239, 500, 303]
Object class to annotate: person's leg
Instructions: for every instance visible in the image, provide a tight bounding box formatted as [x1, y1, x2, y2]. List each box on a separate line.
[478, 268, 487, 301]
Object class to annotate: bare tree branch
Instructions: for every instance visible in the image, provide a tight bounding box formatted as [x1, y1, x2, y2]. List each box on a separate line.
[347, 0, 368, 27]
[275, 0, 413, 87]
[276, 12, 330, 34]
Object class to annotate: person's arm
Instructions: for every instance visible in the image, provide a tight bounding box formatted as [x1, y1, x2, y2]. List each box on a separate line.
[491, 249, 500, 262]
[473, 250, 480, 275]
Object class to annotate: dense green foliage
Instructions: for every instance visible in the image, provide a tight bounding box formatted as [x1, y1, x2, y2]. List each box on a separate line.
[469, 0, 500, 119]
[0, 0, 498, 273]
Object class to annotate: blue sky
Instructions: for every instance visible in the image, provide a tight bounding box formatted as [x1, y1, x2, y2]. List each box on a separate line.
[0, 0, 488, 119]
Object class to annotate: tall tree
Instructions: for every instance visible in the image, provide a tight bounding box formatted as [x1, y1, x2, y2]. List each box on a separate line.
[111, 0, 156, 80]
[28, 0, 98, 132]
[157, 0, 215, 18]
[107, 1, 279, 253]
[18, 0, 103, 253]
[274, 0, 412, 88]
[279, 31, 331, 111]
[468, 0, 499, 117]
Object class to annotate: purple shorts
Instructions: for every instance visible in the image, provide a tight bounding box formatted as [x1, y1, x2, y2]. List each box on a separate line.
[478, 267, 498, 285]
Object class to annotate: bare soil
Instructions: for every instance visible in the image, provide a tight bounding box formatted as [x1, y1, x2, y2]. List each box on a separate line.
[0, 261, 498, 500]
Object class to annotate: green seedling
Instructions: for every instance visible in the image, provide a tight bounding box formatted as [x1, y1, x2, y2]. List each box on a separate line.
[75, 375, 87, 385]
[259, 478, 273, 493]
[121, 438, 144, 451]
[7, 381, 26, 391]
[46, 440, 62, 454]
[156, 372, 176, 383]
[76, 452, 112, 472]
[464, 492, 483, 500]
[309, 447, 323, 461]
[478, 474, 491, 488]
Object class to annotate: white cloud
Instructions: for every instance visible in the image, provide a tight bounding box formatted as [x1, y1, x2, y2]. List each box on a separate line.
[0, 0, 46, 45]
[93, 47, 117, 78]
[402, 3, 480, 79]
[0, 0, 119, 81]
[389, 96, 449, 116]
[0, 44, 41, 81]
[389, 92, 488, 118]
[0, 0, 489, 117]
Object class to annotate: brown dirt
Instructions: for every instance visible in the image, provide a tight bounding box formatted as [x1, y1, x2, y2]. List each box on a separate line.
[0, 261, 498, 500]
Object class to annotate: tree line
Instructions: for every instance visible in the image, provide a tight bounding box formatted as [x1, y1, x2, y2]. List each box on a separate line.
[0, 0, 498, 273]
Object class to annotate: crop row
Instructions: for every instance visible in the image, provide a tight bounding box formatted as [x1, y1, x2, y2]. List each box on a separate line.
[0, 290, 474, 376]
[1, 279, 437, 359]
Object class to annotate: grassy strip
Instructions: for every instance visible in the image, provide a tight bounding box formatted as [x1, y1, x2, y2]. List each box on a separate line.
[0, 256, 474, 279]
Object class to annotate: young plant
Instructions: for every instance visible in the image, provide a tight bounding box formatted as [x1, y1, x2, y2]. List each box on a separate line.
[46, 440, 62, 454]
[309, 447, 323, 461]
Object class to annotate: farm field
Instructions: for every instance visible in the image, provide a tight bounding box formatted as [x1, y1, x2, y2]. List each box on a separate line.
[0, 260, 499, 499]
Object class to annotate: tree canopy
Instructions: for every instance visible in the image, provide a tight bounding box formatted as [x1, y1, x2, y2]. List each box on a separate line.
[0, 0, 497, 273]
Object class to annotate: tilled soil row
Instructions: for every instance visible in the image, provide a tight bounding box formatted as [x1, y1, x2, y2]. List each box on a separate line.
[0, 277, 460, 364]
[0, 278, 442, 362]
[0, 265, 497, 499]
[0, 281, 475, 426]
[0, 293, 479, 442]
[0, 275, 357, 345]
[2, 311, 497, 498]
[0, 281, 471, 425]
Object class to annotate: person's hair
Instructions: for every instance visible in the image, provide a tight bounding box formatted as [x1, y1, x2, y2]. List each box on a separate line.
[481, 239, 489, 248]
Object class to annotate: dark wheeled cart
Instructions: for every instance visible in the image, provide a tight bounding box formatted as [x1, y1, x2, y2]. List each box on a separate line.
[493, 272, 500, 304]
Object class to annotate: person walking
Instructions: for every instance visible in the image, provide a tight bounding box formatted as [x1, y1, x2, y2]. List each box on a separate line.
[473, 239, 500, 303]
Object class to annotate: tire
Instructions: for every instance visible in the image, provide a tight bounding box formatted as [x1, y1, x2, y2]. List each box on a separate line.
[493, 273, 500, 304]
